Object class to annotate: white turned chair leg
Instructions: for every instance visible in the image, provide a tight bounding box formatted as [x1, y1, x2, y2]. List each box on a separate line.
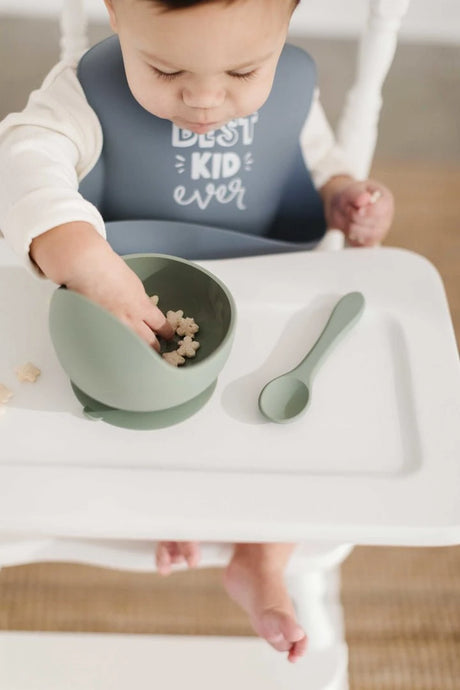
[286, 545, 354, 690]
[337, 0, 411, 179]
[287, 544, 353, 648]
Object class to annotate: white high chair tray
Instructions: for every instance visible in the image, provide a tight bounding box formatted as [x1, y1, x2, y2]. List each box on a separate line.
[0, 241, 459, 546]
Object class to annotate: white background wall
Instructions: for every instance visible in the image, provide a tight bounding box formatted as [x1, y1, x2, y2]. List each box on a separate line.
[0, 0, 459, 43]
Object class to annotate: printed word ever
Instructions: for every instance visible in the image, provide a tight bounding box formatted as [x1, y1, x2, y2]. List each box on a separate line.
[173, 178, 246, 210]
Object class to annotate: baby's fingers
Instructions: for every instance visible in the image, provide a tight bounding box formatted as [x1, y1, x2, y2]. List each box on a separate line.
[144, 303, 175, 340]
[348, 223, 381, 247]
[137, 321, 162, 351]
[350, 210, 382, 227]
[351, 207, 389, 231]
[117, 312, 162, 350]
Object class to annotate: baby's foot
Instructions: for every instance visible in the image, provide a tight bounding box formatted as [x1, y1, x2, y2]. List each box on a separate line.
[155, 541, 200, 575]
[223, 551, 307, 663]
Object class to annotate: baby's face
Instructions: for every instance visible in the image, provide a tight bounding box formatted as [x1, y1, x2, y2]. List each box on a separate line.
[104, 0, 293, 134]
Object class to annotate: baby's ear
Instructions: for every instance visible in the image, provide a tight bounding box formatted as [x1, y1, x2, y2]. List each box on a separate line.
[103, 0, 119, 33]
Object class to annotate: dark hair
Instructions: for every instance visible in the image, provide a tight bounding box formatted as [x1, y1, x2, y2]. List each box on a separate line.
[150, 0, 299, 10]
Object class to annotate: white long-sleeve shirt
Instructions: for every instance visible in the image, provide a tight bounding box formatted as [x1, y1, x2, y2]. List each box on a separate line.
[0, 59, 353, 277]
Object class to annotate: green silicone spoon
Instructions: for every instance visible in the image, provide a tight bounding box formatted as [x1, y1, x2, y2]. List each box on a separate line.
[258, 291, 365, 424]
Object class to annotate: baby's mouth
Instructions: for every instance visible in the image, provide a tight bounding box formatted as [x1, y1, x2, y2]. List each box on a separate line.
[179, 120, 222, 134]
[176, 113, 232, 131]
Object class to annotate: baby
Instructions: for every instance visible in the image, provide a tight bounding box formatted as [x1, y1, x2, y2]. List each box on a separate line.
[0, 0, 394, 663]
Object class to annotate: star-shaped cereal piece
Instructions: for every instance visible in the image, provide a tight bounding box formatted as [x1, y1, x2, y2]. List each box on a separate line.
[166, 309, 184, 331]
[177, 336, 200, 358]
[149, 294, 159, 306]
[15, 362, 41, 383]
[0, 383, 13, 404]
[162, 350, 185, 367]
[176, 316, 199, 337]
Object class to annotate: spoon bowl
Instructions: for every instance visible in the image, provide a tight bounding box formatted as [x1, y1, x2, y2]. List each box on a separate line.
[259, 375, 310, 423]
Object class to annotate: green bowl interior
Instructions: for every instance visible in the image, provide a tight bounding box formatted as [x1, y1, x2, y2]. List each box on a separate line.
[124, 254, 233, 361]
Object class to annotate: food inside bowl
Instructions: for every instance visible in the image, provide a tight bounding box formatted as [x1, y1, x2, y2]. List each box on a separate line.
[150, 294, 201, 367]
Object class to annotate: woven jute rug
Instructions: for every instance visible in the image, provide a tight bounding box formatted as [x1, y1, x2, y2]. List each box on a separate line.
[0, 161, 459, 690]
[0, 547, 459, 690]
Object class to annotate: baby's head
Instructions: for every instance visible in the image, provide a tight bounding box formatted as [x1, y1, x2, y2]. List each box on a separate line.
[103, 0, 299, 133]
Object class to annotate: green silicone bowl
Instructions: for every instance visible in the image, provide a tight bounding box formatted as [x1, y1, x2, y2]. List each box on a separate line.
[49, 254, 236, 424]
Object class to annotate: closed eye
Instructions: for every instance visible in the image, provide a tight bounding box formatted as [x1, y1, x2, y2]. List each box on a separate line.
[227, 70, 258, 81]
[151, 66, 258, 82]
[151, 67, 183, 81]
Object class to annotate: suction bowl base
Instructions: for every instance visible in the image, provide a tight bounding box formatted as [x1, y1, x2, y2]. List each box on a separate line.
[70, 380, 217, 430]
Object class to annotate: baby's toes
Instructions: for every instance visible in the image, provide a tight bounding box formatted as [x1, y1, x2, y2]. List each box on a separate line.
[266, 631, 292, 652]
[179, 541, 201, 568]
[261, 609, 305, 653]
[287, 635, 308, 663]
[156, 541, 177, 575]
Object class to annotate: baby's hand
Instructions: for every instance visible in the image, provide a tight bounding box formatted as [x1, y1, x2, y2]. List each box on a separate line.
[66, 251, 174, 350]
[31, 222, 174, 350]
[325, 178, 394, 247]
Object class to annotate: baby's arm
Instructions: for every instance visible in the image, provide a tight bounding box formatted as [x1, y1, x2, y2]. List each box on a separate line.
[300, 91, 394, 246]
[30, 222, 173, 348]
[0, 63, 172, 347]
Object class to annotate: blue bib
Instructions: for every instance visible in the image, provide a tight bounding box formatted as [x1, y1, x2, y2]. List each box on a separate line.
[77, 36, 325, 249]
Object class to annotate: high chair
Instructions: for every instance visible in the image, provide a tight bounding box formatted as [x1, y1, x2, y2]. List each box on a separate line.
[1, 1, 459, 689]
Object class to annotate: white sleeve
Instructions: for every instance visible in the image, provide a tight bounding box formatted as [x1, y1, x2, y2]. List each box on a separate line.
[300, 88, 355, 190]
[0, 61, 105, 277]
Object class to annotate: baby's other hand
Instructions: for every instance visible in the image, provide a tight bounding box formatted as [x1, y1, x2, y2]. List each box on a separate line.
[325, 178, 394, 247]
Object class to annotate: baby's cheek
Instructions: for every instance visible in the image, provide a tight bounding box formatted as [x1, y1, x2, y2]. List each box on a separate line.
[237, 82, 273, 118]
[142, 98, 174, 120]
[125, 73, 168, 119]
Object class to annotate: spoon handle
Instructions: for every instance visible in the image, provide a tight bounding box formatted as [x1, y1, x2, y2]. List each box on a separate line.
[293, 292, 365, 382]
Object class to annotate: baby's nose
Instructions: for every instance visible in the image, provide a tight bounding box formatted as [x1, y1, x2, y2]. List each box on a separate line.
[182, 82, 225, 109]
